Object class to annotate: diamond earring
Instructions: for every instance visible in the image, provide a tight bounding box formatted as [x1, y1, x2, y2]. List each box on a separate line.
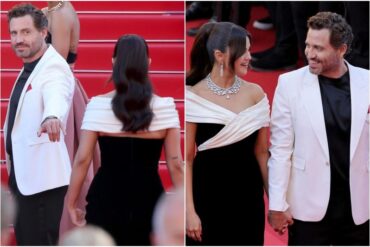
[220, 63, 224, 77]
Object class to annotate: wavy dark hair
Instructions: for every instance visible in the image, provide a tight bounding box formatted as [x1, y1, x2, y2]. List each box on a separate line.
[307, 12, 353, 55]
[110, 34, 153, 132]
[7, 3, 48, 31]
[186, 22, 251, 86]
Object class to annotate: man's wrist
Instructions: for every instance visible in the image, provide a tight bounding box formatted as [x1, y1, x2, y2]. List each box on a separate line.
[41, 115, 58, 124]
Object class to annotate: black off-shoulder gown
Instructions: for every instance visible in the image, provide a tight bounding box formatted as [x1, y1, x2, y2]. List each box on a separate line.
[85, 136, 164, 245]
[187, 123, 265, 246]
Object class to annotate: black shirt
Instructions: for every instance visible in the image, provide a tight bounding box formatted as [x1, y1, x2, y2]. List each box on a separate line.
[318, 70, 353, 223]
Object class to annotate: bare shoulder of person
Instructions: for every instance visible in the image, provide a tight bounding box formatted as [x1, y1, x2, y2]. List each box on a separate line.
[190, 79, 207, 95]
[241, 80, 265, 102]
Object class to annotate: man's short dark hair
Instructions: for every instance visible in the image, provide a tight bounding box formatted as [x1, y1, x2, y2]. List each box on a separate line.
[307, 12, 353, 55]
[7, 3, 48, 31]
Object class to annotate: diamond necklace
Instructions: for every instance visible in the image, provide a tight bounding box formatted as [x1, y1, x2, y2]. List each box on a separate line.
[48, 0, 64, 12]
[206, 74, 241, 99]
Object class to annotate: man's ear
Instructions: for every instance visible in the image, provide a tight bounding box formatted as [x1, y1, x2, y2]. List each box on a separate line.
[41, 28, 48, 39]
[338, 44, 348, 58]
[148, 57, 152, 66]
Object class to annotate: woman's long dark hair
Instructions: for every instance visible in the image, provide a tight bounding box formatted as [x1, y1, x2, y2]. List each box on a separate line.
[110, 34, 153, 132]
[186, 22, 251, 86]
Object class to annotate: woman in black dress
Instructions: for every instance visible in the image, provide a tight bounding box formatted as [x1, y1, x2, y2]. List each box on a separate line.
[186, 22, 270, 245]
[66, 35, 183, 245]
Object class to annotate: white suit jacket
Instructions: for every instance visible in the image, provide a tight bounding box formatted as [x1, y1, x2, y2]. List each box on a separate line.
[3, 45, 75, 195]
[268, 62, 369, 225]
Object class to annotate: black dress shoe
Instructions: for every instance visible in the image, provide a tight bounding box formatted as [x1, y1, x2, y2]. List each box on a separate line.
[250, 50, 298, 71]
[251, 47, 274, 61]
[186, 2, 213, 21]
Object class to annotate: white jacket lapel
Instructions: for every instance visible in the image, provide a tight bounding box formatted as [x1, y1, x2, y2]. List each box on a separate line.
[13, 46, 53, 123]
[302, 70, 330, 160]
[348, 63, 369, 162]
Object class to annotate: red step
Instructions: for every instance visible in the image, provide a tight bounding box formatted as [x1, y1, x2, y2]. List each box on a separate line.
[1, 42, 184, 71]
[1, 1, 184, 11]
[158, 164, 172, 191]
[79, 14, 184, 40]
[1, 71, 184, 99]
[1, 13, 184, 40]
[1, 164, 8, 186]
[0, 226, 16, 246]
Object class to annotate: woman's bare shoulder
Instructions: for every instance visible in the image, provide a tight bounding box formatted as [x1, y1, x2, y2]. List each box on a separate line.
[240, 79, 265, 102]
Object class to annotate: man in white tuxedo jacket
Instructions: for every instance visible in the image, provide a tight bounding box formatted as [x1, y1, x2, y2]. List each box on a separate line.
[3, 4, 74, 245]
[268, 12, 369, 245]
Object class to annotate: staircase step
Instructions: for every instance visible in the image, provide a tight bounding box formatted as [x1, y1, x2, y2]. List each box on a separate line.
[0, 163, 176, 193]
[1, 1, 184, 11]
[158, 164, 172, 191]
[0, 225, 16, 246]
[1, 42, 184, 71]
[78, 14, 184, 40]
[1, 71, 184, 99]
[1, 13, 184, 40]
[1, 164, 8, 186]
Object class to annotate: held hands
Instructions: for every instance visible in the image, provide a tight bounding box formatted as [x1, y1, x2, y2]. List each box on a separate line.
[68, 207, 86, 227]
[37, 117, 65, 142]
[186, 211, 202, 242]
[268, 210, 294, 235]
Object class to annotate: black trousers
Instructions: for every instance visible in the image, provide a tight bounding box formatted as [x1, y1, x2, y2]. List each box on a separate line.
[288, 218, 369, 246]
[11, 185, 67, 246]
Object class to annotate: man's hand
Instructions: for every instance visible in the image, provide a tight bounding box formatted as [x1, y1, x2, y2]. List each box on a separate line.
[268, 210, 294, 235]
[37, 117, 65, 142]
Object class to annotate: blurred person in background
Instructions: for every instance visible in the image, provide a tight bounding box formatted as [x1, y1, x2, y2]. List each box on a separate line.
[151, 186, 185, 246]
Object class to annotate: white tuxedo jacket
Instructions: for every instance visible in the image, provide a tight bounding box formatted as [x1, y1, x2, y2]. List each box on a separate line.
[3, 45, 75, 195]
[268, 62, 369, 225]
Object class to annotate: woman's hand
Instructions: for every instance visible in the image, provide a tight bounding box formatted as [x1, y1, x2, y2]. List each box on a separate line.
[186, 210, 202, 242]
[68, 207, 86, 227]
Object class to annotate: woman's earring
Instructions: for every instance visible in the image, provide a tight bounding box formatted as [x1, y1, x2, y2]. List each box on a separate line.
[220, 63, 224, 77]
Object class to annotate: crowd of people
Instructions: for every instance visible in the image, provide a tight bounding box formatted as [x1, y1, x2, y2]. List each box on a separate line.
[1, 1, 369, 246]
